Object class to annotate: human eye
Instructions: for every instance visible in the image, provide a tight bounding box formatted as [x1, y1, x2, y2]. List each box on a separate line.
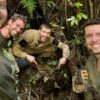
[96, 33, 100, 37]
[85, 34, 92, 38]
[20, 28, 24, 33]
[0, 2, 6, 9]
[16, 24, 20, 28]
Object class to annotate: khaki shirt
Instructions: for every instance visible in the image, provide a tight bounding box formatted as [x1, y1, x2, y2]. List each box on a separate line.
[13, 29, 70, 59]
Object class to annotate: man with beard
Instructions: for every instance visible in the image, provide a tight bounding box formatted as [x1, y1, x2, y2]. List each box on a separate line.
[12, 23, 70, 70]
[0, 14, 27, 100]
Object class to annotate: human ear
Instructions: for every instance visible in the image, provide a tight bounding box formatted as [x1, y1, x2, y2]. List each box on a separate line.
[8, 19, 13, 25]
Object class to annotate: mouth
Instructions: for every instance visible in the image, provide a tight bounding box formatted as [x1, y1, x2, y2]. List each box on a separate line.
[41, 36, 48, 40]
[91, 44, 100, 51]
[11, 31, 17, 36]
[92, 44, 100, 47]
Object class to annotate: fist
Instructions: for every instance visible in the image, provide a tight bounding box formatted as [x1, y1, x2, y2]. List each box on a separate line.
[77, 69, 88, 84]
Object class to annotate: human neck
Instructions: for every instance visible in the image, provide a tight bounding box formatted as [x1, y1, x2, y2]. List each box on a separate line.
[0, 25, 10, 38]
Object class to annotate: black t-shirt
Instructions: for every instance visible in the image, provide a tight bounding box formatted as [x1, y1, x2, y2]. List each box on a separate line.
[0, 32, 13, 49]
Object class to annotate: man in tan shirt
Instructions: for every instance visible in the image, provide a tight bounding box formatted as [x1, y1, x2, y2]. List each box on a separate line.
[12, 23, 70, 70]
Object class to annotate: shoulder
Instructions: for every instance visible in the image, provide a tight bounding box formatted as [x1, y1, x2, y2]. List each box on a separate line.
[20, 29, 38, 41]
[49, 36, 59, 46]
[0, 33, 5, 45]
[24, 29, 38, 33]
[22, 29, 38, 36]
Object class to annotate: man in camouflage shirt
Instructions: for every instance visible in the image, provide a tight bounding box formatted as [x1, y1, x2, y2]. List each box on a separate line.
[73, 18, 100, 100]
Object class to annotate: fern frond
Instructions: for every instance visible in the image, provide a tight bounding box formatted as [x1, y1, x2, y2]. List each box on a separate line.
[20, 0, 37, 17]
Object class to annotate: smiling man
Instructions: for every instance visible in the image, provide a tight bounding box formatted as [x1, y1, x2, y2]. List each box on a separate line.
[12, 23, 70, 70]
[85, 23, 100, 54]
[0, 14, 27, 100]
[73, 18, 100, 100]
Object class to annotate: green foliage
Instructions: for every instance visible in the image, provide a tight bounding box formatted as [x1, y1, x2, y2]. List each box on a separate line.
[67, 16, 78, 26]
[74, 2, 83, 8]
[66, 0, 71, 2]
[77, 12, 88, 20]
[30, 74, 41, 86]
[47, 0, 55, 7]
[50, 21, 58, 27]
[67, 12, 87, 26]
[69, 34, 84, 45]
[20, 0, 37, 17]
[63, 73, 68, 79]
[48, 60, 58, 66]
[67, 1, 88, 26]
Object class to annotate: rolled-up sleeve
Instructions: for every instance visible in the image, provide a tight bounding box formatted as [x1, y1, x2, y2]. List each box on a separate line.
[58, 41, 70, 59]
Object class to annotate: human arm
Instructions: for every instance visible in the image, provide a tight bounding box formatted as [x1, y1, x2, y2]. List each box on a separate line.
[50, 37, 70, 69]
[12, 29, 38, 65]
[13, 41, 37, 65]
[25, 54, 37, 65]
[57, 40, 70, 65]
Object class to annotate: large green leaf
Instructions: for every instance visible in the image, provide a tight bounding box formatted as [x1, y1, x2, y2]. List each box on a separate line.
[20, 0, 37, 17]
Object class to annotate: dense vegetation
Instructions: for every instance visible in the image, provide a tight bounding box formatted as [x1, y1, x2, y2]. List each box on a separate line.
[6, 0, 100, 99]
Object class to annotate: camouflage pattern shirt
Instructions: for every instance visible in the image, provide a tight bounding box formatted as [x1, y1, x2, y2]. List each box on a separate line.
[84, 54, 100, 100]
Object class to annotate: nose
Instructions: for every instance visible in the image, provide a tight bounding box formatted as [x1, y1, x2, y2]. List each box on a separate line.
[92, 35, 98, 43]
[16, 27, 22, 33]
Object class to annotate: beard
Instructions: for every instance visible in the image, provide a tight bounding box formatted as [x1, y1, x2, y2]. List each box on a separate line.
[10, 30, 18, 37]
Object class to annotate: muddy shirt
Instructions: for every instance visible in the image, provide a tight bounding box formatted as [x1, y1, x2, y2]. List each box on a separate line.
[13, 29, 70, 59]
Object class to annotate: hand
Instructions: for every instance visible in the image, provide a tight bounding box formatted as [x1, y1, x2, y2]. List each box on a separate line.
[77, 69, 88, 84]
[25, 54, 37, 65]
[59, 57, 66, 65]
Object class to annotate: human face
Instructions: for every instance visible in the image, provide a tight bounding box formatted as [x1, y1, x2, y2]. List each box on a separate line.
[0, 0, 7, 8]
[85, 25, 100, 54]
[38, 27, 51, 43]
[8, 19, 25, 37]
[0, 0, 7, 27]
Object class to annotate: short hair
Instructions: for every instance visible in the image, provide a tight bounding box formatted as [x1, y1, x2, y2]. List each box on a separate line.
[10, 14, 27, 25]
[39, 23, 52, 30]
[84, 18, 100, 28]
